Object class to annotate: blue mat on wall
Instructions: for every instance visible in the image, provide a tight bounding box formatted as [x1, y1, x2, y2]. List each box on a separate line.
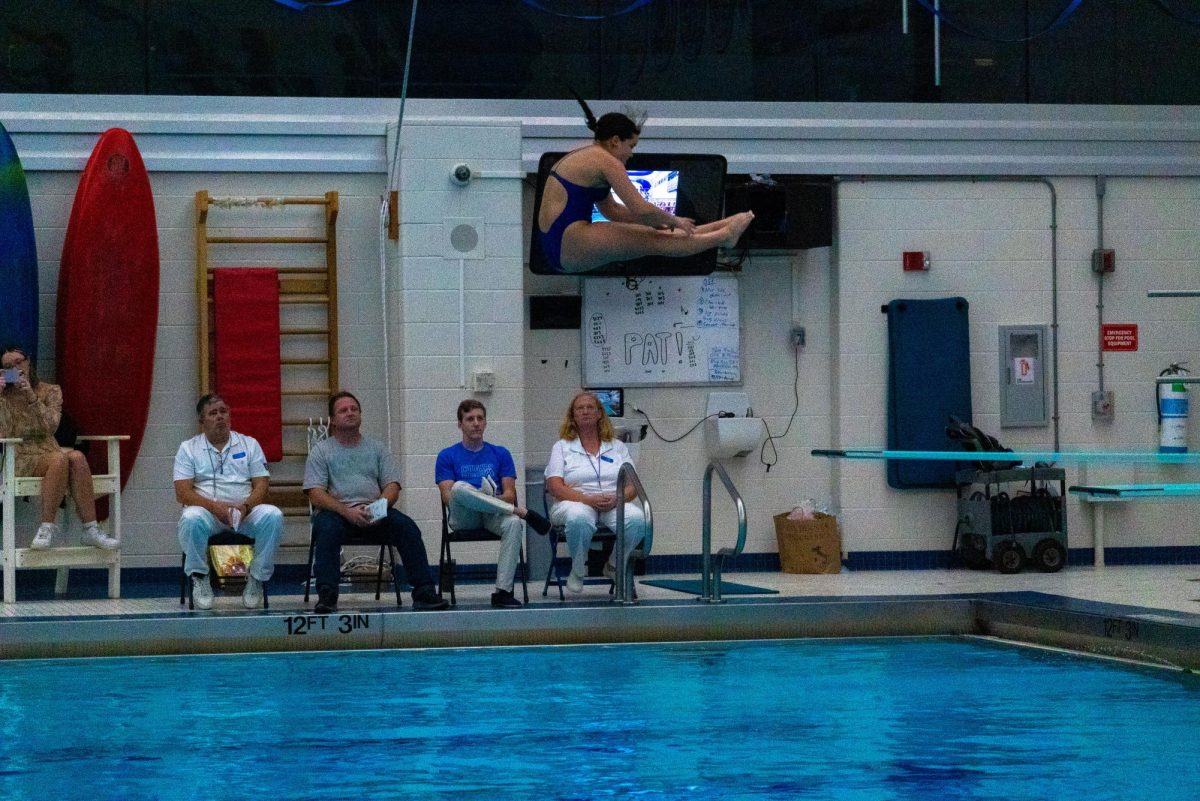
[886, 297, 973, 489]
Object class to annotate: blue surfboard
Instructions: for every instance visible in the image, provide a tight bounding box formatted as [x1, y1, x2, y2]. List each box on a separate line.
[0, 121, 38, 360]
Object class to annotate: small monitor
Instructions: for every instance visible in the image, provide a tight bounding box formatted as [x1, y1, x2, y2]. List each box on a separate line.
[590, 169, 678, 223]
[590, 387, 624, 418]
[529, 152, 727, 276]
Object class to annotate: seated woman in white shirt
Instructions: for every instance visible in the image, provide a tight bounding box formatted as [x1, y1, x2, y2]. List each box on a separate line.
[544, 390, 645, 593]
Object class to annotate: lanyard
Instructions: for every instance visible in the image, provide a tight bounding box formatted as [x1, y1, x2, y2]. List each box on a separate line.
[205, 435, 239, 496]
[582, 445, 608, 490]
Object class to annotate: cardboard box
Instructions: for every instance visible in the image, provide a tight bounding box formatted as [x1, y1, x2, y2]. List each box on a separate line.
[774, 511, 841, 574]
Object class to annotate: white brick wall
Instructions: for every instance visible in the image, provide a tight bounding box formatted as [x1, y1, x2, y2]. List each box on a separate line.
[9, 97, 1200, 568]
[836, 177, 1200, 553]
[394, 121, 526, 563]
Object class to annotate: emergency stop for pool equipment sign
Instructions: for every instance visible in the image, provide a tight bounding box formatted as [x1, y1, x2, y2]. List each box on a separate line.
[1101, 323, 1138, 351]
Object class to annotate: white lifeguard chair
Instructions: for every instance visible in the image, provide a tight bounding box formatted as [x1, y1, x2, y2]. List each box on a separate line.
[1, 435, 125, 603]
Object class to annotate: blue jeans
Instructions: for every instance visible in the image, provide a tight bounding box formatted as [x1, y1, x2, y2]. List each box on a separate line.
[311, 508, 435, 594]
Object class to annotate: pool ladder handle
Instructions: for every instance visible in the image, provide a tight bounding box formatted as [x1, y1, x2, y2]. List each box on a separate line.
[612, 463, 653, 606]
[700, 461, 747, 604]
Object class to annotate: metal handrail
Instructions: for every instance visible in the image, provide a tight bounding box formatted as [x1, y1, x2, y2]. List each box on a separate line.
[613, 462, 653, 605]
[700, 461, 747, 604]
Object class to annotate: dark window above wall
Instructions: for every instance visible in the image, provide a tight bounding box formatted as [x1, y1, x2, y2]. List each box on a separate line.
[1, 1, 1200, 104]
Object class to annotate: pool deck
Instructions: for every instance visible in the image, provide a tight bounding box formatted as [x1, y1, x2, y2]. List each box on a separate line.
[3, 565, 1200, 666]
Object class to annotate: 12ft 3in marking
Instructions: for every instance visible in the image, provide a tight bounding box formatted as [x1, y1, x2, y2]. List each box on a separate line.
[286, 613, 371, 635]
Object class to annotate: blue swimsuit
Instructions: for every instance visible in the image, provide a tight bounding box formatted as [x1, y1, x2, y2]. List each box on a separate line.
[538, 171, 611, 273]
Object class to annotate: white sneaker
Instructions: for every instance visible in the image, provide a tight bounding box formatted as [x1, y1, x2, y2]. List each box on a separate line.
[242, 576, 264, 609]
[81, 523, 119, 550]
[30, 523, 58, 549]
[603, 560, 617, 581]
[566, 571, 584, 594]
[191, 574, 214, 610]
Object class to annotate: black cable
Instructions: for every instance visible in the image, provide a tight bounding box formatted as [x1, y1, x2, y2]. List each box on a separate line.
[759, 338, 802, 471]
[632, 409, 723, 443]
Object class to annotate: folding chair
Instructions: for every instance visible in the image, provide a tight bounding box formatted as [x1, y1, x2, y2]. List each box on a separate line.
[302, 520, 405, 606]
[540, 488, 618, 600]
[438, 503, 529, 606]
[179, 530, 269, 610]
[299, 416, 404, 607]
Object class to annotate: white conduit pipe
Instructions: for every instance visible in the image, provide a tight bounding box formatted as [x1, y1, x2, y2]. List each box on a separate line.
[379, 198, 394, 451]
[459, 257, 466, 388]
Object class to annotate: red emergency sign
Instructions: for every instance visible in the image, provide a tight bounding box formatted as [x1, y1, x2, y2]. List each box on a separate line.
[1100, 323, 1138, 352]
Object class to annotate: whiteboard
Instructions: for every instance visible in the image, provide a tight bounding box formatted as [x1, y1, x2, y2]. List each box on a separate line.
[582, 275, 741, 387]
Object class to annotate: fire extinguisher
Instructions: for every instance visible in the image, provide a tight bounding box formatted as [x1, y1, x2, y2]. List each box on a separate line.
[1158, 362, 1190, 453]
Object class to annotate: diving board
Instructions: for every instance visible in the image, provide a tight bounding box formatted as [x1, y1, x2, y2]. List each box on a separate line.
[813, 448, 1200, 465]
[1068, 483, 1200, 567]
[1069, 483, 1200, 498]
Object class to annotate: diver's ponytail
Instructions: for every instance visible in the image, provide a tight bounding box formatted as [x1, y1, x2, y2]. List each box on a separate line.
[569, 88, 598, 132]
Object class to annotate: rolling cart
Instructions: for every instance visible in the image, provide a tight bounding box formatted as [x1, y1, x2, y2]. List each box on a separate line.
[954, 466, 1067, 573]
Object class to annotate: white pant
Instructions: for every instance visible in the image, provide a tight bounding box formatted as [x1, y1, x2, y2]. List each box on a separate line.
[549, 500, 645, 578]
[448, 481, 524, 592]
[178, 504, 284, 582]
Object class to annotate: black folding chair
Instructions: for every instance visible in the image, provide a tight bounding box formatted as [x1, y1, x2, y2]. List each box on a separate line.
[302, 518, 404, 606]
[438, 504, 529, 606]
[540, 489, 617, 600]
[179, 530, 269, 610]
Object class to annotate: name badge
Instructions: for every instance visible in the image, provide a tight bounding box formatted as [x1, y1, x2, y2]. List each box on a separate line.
[600, 455, 614, 463]
[233, 452, 246, 459]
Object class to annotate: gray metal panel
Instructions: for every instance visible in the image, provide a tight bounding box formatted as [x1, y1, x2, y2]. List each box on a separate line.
[0, 598, 974, 660]
[975, 597, 1200, 670]
[999, 325, 1048, 428]
[524, 466, 552, 585]
[3, 593, 1200, 669]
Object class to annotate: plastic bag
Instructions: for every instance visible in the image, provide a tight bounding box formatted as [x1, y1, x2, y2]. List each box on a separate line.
[786, 499, 829, 521]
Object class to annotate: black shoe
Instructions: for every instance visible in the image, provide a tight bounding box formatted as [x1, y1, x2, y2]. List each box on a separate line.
[524, 509, 553, 536]
[314, 586, 338, 614]
[490, 588, 523, 609]
[411, 586, 450, 611]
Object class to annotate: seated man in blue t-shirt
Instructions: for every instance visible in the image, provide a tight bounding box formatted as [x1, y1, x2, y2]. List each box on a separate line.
[435, 399, 552, 608]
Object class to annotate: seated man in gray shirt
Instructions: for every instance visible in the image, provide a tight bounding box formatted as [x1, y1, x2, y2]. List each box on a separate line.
[304, 391, 448, 613]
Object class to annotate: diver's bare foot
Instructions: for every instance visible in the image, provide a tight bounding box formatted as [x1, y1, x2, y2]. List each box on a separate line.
[720, 212, 754, 248]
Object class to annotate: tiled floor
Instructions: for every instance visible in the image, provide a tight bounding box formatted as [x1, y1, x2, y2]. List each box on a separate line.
[2, 563, 1199, 619]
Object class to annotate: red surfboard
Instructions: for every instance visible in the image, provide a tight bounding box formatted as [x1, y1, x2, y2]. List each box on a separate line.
[57, 128, 159, 500]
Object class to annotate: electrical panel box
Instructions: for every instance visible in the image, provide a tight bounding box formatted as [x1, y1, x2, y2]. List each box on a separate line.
[999, 325, 1048, 428]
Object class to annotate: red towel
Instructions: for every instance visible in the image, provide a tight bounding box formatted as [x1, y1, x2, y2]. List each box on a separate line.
[213, 268, 283, 461]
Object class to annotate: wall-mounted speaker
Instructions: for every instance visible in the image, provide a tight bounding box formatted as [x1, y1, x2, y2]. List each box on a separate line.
[724, 177, 833, 250]
[443, 217, 485, 259]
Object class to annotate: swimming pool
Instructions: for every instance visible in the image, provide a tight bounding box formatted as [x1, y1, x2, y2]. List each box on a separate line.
[1, 636, 1197, 800]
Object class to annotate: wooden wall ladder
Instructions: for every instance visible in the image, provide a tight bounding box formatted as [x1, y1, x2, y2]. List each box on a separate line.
[194, 190, 339, 517]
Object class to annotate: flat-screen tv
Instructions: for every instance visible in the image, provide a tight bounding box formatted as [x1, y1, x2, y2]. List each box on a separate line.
[529, 152, 727, 276]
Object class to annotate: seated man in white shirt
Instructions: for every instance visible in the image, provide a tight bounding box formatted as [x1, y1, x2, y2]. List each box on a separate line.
[174, 393, 283, 610]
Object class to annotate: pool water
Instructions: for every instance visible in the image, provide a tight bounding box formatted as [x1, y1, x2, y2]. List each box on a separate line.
[1, 637, 1198, 800]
